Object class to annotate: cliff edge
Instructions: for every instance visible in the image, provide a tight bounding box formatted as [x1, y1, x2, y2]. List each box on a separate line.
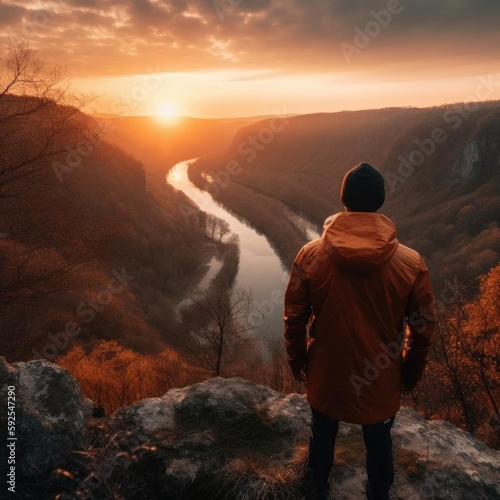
[1, 357, 499, 499]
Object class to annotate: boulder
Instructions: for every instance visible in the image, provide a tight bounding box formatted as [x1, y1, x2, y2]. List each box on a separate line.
[106, 377, 500, 499]
[107, 377, 310, 498]
[0, 356, 93, 477]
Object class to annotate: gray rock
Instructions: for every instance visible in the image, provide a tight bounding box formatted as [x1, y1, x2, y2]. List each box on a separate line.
[0, 356, 94, 477]
[109, 377, 308, 497]
[331, 406, 500, 499]
[108, 377, 500, 499]
[265, 392, 310, 437]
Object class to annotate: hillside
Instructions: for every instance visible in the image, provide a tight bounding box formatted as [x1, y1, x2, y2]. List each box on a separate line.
[192, 101, 500, 284]
[0, 95, 216, 361]
[3, 358, 499, 499]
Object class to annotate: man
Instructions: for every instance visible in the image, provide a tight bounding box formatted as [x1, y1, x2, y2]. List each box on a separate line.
[284, 163, 436, 500]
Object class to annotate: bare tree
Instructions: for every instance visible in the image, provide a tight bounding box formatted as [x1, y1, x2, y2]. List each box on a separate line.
[433, 284, 477, 433]
[181, 281, 261, 377]
[0, 40, 95, 196]
[214, 219, 230, 242]
[205, 214, 218, 240]
[0, 40, 98, 305]
[203, 213, 231, 242]
[257, 336, 306, 394]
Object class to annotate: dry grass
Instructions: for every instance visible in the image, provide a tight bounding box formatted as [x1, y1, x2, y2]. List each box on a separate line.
[49, 419, 440, 499]
[214, 443, 311, 500]
[334, 433, 366, 470]
[52, 419, 163, 499]
[212, 432, 434, 499]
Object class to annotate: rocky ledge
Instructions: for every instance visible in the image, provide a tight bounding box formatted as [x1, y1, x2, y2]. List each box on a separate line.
[1, 357, 499, 499]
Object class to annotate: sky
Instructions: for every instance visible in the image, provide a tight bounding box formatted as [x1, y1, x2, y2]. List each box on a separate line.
[2, 0, 500, 118]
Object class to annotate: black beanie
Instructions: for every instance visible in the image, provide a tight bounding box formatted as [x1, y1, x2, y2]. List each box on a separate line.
[340, 162, 385, 212]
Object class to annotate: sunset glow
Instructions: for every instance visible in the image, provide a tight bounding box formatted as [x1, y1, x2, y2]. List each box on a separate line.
[156, 103, 179, 123]
[2, 1, 499, 117]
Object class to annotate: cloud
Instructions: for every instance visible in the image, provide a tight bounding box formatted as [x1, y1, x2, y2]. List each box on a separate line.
[0, 0, 499, 79]
[0, 1, 26, 28]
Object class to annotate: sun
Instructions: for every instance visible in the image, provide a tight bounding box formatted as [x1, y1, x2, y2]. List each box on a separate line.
[158, 103, 178, 120]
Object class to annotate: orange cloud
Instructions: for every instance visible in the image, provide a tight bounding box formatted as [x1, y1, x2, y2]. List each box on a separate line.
[2, 0, 500, 116]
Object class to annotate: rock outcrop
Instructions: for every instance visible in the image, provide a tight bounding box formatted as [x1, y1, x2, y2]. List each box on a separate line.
[1, 358, 499, 499]
[0, 357, 93, 478]
[107, 377, 500, 500]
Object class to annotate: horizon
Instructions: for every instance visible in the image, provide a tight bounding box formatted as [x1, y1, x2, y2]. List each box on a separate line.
[94, 97, 500, 121]
[78, 72, 500, 118]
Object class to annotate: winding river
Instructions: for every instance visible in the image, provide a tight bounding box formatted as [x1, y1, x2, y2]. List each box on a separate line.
[167, 159, 320, 337]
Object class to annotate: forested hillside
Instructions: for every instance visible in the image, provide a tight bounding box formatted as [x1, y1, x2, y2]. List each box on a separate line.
[192, 102, 500, 284]
[0, 46, 215, 361]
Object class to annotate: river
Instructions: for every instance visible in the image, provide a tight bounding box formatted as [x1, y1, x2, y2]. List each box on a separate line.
[167, 159, 321, 337]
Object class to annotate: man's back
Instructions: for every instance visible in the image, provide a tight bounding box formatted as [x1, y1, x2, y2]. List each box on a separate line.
[285, 211, 435, 424]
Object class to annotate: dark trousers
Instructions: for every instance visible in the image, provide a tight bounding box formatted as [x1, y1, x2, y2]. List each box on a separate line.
[308, 406, 395, 499]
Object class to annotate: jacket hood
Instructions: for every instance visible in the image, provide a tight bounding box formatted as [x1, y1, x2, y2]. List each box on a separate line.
[322, 212, 399, 272]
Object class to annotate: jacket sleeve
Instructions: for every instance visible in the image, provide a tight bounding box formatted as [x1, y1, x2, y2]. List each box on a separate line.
[284, 249, 312, 373]
[403, 256, 436, 389]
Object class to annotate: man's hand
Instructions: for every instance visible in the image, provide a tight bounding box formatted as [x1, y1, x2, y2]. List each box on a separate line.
[401, 370, 419, 392]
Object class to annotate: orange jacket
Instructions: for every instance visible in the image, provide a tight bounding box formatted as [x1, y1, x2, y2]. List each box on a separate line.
[284, 212, 436, 424]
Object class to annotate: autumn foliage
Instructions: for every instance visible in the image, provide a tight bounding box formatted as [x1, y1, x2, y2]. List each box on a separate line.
[59, 340, 204, 414]
[405, 264, 500, 447]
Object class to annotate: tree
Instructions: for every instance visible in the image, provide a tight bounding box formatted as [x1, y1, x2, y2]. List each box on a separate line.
[181, 281, 261, 377]
[205, 213, 218, 240]
[204, 213, 231, 242]
[0, 40, 94, 196]
[433, 282, 477, 433]
[151, 348, 204, 394]
[60, 340, 208, 414]
[214, 219, 231, 242]
[254, 336, 306, 395]
[464, 266, 500, 425]
[0, 40, 96, 305]
[59, 341, 141, 413]
[425, 269, 499, 438]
